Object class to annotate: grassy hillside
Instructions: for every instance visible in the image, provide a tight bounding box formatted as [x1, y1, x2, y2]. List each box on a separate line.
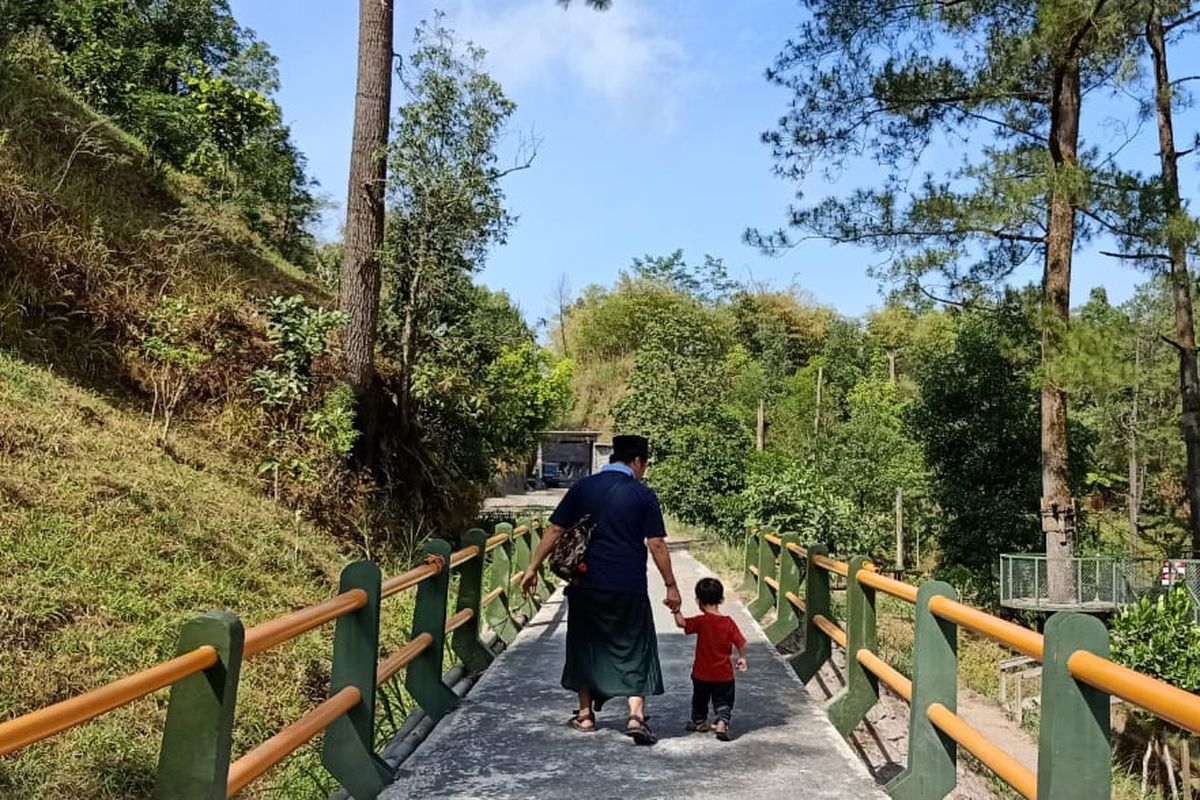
[0, 352, 398, 798]
[0, 64, 419, 798]
[0, 62, 325, 401]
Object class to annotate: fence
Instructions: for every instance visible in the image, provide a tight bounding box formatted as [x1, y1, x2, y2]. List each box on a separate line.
[1001, 553, 1200, 622]
[744, 529, 1200, 799]
[0, 517, 553, 799]
[999, 553, 1133, 611]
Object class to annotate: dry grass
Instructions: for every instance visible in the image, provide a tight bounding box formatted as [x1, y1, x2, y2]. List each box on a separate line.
[0, 64, 327, 400]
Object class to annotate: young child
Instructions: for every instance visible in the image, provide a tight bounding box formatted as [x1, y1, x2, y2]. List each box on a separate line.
[673, 577, 747, 741]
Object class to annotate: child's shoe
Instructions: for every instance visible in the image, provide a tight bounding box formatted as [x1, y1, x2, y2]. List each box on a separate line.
[714, 720, 731, 741]
[684, 719, 711, 733]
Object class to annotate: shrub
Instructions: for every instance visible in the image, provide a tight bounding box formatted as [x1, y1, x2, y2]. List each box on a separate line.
[724, 455, 888, 557]
[137, 296, 209, 438]
[1111, 587, 1200, 692]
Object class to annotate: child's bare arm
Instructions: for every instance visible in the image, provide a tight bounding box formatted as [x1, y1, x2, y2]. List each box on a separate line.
[673, 610, 687, 629]
[735, 644, 748, 672]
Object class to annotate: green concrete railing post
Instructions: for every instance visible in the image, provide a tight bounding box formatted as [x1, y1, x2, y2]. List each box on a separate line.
[790, 544, 831, 682]
[451, 528, 494, 674]
[742, 527, 760, 593]
[405, 539, 459, 722]
[485, 523, 519, 644]
[511, 517, 535, 621]
[748, 529, 777, 620]
[827, 555, 878, 737]
[321, 561, 391, 799]
[154, 611, 243, 800]
[888, 581, 958, 800]
[1038, 612, 1111, 799]
[765, 533, 804, 645]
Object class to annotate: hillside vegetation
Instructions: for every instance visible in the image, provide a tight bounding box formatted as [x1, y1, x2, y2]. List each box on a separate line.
[0, 59, 405, 799]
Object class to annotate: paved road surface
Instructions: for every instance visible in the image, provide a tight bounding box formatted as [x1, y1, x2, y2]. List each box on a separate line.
[381, 548, 883, 799]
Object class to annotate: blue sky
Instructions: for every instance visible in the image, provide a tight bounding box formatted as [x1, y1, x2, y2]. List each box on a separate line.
[230, 1, 1200, 325]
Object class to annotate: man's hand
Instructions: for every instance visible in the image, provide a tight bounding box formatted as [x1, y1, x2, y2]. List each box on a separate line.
[736, 656, 748, 673]
[520, 567, 540, 596]
[664, 584, 682, 613]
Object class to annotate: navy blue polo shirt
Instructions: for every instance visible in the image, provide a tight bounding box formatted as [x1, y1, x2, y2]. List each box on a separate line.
[549, 464, 667, 594]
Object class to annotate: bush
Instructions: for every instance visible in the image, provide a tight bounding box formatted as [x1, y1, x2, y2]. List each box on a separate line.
[1111, 587, 1200, 692]
[721, 455, 889, 557]
[648, 417, 748, 533]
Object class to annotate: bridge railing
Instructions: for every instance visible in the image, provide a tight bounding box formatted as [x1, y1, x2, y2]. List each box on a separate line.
[743, 528, 1200, 800]
[0, 516, 554, 799]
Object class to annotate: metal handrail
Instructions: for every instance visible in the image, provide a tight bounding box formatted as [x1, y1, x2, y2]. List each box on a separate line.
[812, 554, 849, 577]
[0, 518, 531, 766]
[742, 527, 1200, 798]
[227, 685, 362, 796]
[928, 595, 1045, 661]
[857, 648, 911, 702]
[244, 589, 369, 657]
[812, 613, 846, 648]
[927, 702, 1037, 799]
[0, 646, 218, 756]
[1068, 651, 1200, 734]
[855, 568, 918, 603]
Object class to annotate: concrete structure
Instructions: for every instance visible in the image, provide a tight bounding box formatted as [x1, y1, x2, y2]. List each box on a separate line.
[534, 430, 603, 486]
[381, 549, 883, 800]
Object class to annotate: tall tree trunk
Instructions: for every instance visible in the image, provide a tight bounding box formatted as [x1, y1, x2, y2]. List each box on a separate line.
[1129, 334, 1141, 554]
[895, 487, 904, 570]
[814, 365, 824, 435]
[1042, 54, 1082, 603]
[756, 398, 766, 452]
[1148, 3, 1200, 554]
[340, 0, 394, 399]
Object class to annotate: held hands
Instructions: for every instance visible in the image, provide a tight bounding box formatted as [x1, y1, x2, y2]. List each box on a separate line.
[736, 656, 748, 673]
[664, 584, 682, 613]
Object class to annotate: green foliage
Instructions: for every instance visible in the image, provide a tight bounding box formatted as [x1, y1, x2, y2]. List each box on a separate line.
[137, 296, 210, 437]
[648, 414, 749, 533]
[829, 378, 925, 513]
[4, 0, 319, 258]
[248, 295, 346, 411]
[306, 383, 358, 460]
[908, 297, 1044, 572]
[1111, 588, 1200, 692]
[728, 455, 887, 555]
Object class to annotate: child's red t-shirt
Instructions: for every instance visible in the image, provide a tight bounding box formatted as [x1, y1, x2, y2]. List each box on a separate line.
[683, 612, 746, 682]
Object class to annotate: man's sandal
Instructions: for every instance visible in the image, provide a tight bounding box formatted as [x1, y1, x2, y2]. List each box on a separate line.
[624, 714, 657, 745]
[568, 709, 596, 732]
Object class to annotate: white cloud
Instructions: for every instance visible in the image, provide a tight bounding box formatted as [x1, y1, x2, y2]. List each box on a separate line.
[440, 0, 694, 131]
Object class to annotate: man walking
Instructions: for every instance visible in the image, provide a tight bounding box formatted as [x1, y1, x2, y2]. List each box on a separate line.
[521, 434, 680, 745]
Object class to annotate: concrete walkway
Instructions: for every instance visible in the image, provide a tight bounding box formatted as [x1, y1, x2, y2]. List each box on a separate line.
[381, 548, 883, 799]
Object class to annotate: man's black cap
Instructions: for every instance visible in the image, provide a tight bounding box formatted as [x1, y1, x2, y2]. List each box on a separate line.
[612, 434, 650, 461]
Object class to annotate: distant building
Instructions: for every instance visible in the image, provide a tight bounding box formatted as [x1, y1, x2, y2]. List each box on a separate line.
[534, 430, 606, 487]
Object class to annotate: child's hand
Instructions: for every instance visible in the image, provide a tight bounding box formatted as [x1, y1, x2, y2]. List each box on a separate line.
[736, 657, 748, 672]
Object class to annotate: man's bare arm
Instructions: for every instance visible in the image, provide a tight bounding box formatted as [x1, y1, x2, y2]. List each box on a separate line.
[648, 537, 681, 611]
[520, 523, 563, 594]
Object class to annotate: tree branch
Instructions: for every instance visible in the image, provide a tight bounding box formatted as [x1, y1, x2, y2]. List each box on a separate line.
[1099, 250, 1174, 263]
[1165, 10, 1200, 31]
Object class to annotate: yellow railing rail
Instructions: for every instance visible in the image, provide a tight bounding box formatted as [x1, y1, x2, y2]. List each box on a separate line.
[745, 527, 1200, 799]
[927, 702, 1037, 799]
[0, 646, 218, 756]
[0, 515, 551, 800]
